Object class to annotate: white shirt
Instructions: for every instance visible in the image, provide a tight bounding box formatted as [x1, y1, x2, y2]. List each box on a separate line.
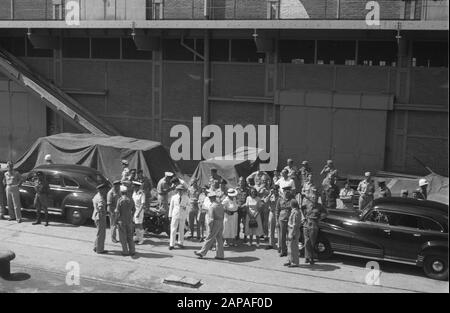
[169, 193, 190, 219]
[276, 177, 296, 193]
[132, 191, 146, 212]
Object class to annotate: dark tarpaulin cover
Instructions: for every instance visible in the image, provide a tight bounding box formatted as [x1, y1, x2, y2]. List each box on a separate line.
[13, 133, 179, 185]
[191, 146, 263, 188]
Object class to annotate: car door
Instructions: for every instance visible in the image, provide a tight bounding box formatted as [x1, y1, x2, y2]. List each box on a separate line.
[346, 212, 385, 259]
[19, 172, 37, 209]
[45, 174, 65, 211]
[376, 211, 424, 262]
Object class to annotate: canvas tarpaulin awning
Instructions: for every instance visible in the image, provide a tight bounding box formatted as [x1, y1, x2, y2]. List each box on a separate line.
[191, 146, 266, 188]
[13, 133, 179, 185]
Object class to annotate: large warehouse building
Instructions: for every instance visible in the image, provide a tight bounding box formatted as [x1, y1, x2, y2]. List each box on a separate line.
[0, 0, 448, 176]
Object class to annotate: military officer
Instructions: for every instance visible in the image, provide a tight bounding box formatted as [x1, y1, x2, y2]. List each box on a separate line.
[168, 185, 190, 250]
[32, 171, 50, 226]
[321, 175, 340, 210]
[357, 172, 375, 211]
[115, 185, 136, 256]
[92, 183, 109, 254]
[3, 161, 23, 222]
[302, 188, 327, 265]
[276, 186, 294, 257]
[156, 172, 175, 215]
[107, 180, 121, 243]
[284, 199, 304, 267]
[194, 190, 225, 260]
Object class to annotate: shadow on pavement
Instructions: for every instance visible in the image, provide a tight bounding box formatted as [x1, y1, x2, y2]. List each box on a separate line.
[226, 256, 260, 263]
[131, 252, 173, 259]
[297, 263, 340, 272]
[2, 272, 31, 281]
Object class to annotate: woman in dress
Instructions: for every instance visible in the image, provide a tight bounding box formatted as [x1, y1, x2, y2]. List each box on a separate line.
[244, 188, 264, 247]
[222, 188, 239, 247]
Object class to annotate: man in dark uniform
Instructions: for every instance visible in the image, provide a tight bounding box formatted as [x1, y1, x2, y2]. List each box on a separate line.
[302, 188, 327, 265]
[115, 185, 136, 256]
[92, 183, 109, 254]
[32, 171, 50, 226]
[276, 186, 294, 257]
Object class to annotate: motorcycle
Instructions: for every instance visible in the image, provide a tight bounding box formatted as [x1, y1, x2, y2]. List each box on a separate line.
[143, 203, 190, 236]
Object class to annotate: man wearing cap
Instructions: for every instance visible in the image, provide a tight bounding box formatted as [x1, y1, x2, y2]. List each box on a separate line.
[92, 183, 109, 254]
[107, 180, 121, 243]
[157, 172, 175, 215]
[195, 190, 225, 260]
[168, 185, 190, 249]
[264, 184, 280, 250]
[321, 160, 338, 187]
[115, 185, 136, 256]
[188, 179, 201, 240]
[357, 172, 375, 211]
[299, 161, 312, 187]
[321, 175, 340, 210]
[302, 189, 327, 265]
[301, 172, 315, 207]
[121, 160, 130, 181]
[3, 161, 23, 222]
[276, 186, 294, 257]
[283, 159, 300, 192]
[32, 171, 50, 226]
[132, 181, 146, 245]
[275, 169, 296, 197]
[284, 199, 304, 267]
[417, 179, 428, 200]
[378, 181, 391, 198]
[209, 168, 223, 188]
[44, 154, 53, 165]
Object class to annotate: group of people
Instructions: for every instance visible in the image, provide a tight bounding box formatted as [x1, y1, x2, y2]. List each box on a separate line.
[1, 155, 431, 266]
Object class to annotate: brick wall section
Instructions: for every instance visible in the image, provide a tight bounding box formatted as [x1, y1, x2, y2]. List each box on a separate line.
[0, 1, 11, 19]
[13, 0, 53, 20]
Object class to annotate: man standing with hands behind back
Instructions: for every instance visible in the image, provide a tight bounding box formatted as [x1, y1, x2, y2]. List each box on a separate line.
[92, 183, 109, 254]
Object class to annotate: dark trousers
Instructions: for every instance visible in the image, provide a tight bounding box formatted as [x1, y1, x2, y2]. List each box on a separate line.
[304, 220, 319, 260]
[236, 207, 246, 239]
[94, 215, 107, 253]
[34, 194, 48, 223]
[278, 219, 288, 254]
[118, 221, 135, 255]
[188, 206, 199, 238]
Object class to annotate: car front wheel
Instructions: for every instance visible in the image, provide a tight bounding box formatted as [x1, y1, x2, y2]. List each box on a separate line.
[423, 254, 448, 281]
[66, 207, 87, 226]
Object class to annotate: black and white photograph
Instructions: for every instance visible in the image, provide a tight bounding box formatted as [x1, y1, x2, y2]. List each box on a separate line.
[0, 0, 448, 297]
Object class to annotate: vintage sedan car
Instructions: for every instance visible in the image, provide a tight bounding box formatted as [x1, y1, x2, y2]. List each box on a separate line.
[317, 197, 448, 280]
[19, 164, 110, 225]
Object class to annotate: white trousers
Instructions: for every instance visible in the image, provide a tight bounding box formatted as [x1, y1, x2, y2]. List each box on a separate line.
[170, 217, 186, 247]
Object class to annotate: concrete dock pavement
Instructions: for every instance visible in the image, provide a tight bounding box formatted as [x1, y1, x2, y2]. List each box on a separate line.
[0, 217, 448, 293]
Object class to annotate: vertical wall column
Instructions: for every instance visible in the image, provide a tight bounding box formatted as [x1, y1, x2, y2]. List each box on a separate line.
[152, 39, 163, 142]
[203, 29, 210, 127]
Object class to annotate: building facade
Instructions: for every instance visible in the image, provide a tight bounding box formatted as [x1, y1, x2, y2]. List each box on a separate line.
[0, 0, 448, 176]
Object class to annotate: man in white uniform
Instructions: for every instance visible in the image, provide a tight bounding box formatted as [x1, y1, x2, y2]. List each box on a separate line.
[168, 185, 190, 250]
[132, 181, 146, 245]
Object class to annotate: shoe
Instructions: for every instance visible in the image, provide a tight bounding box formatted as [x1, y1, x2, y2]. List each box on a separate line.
[93, 248, 97, 253]
[309, 259, 315, 265]
[122, 253, 130, 256]
[137, 240, 144, 245]
[288, 264, 299, 268]
[283, 262, 291, 266]
[98, 250, 108, 254]
[280, 253, 287, 257]
[194, 251, 203, 258]
[32, 221, 41, 225]
[8, 218, 15, 221]
[265, 245, 273, 250]
[112, 238, 119, 243]
[169, 246, 174, 250]
[17, 219, 23, 223]
[224, 243, 229, 247]
[178, 244, 184, 249]
[45, 222, 49, 227]
[305, 258, 310, 264]
[214, 257, 224, 260]
[130, 252, 136, 257]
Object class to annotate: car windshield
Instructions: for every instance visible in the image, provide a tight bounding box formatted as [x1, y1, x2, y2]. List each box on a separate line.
[85, 173, 108, 188]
